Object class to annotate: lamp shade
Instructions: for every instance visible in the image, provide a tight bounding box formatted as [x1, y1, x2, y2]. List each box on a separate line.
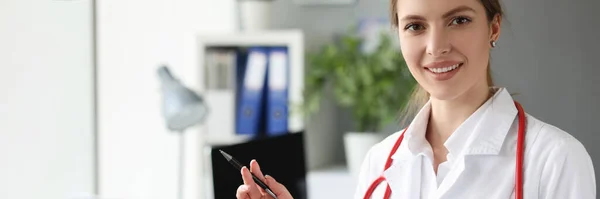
[158, 66, 209, 132]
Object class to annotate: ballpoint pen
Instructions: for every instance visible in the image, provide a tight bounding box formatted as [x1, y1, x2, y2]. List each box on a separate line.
[219, 150, 279, 199]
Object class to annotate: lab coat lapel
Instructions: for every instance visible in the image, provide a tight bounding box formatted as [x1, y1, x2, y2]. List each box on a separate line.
[382, 100, 431, 199]
[437, 88, 518, 199]
[435, 156, 466, 198]
[383, 148, 422, 199]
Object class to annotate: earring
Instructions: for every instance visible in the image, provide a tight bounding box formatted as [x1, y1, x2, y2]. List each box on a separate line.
[491, 40, 497, 48]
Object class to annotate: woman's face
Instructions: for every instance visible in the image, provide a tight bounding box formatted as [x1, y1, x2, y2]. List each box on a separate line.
[396, 0, 501, 100]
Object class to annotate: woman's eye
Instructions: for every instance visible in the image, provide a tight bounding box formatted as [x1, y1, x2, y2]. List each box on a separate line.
[405, 23, 424, 31]
[451, 16, 471, 25]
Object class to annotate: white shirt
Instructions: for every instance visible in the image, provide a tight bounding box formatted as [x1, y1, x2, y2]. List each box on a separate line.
[354, 87, 596, 199]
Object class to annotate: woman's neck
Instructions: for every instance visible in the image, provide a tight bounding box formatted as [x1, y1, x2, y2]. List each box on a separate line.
[426, 83, 493, 149]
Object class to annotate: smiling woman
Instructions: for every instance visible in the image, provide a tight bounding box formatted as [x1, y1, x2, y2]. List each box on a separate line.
[233, 0, 596, 198]
[394, 3, 502, 106]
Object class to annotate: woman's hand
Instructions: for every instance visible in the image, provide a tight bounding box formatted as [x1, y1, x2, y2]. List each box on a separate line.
[236, 159, 293, 199]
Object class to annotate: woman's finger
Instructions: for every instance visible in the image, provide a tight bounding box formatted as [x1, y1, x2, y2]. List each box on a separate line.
[265, 175, 293, 199]
[250, 159, 266, 181]
[240, 166, 262, 199]
[241, 166, 255, 186]
[236, 184, 251, 199]
[249, 159, 268, 195]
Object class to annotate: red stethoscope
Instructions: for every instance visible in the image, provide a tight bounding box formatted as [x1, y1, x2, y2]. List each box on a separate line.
[363, 101, 527, 199]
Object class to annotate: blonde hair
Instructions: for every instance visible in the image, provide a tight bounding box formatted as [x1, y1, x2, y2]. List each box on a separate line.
[392, 0, 504, 127]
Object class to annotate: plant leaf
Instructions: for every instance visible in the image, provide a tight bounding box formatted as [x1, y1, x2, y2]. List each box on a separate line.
[302, 25, 417, 132]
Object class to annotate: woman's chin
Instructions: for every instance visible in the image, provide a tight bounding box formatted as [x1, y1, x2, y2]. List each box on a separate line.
[429, 93, 458, 101]
[426, 87, 464, 101]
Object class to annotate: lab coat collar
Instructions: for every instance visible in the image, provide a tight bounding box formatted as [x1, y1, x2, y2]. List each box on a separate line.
[403, 99, 432, 158]
[391, 87, 518, 160]
[462, 87, 517, 155]
[444, 87, 506, 158]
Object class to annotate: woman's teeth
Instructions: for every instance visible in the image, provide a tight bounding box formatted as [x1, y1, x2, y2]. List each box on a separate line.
[428, 64, 460, 73]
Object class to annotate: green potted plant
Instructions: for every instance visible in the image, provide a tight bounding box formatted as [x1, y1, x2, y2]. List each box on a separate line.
[303, 29, 416, 176]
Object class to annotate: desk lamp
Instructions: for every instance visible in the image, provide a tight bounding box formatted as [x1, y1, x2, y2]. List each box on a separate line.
[157, 65, 209, 199]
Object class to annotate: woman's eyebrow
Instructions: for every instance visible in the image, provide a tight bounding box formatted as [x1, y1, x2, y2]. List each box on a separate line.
[442, 5, 476, 18]
[399, 5, 476, 23]
[400, 15, 426, 23]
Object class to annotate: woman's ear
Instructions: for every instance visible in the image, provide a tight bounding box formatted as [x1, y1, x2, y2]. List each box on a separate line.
[490, 14, 502, 42]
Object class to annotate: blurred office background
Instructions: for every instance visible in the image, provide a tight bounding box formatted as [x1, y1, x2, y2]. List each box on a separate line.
[1, 0, 599, 198]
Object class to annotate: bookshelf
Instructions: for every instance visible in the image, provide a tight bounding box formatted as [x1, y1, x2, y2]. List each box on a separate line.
[194, 30, 305, 199]
[196, 29, 305, 142]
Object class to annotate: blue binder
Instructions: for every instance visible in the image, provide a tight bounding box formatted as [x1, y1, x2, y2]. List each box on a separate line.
[266, 47, 289, 136]
[235, 47, 269, 136]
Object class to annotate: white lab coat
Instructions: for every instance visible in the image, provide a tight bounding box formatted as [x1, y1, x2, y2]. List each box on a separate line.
[354, 87, 596, 199]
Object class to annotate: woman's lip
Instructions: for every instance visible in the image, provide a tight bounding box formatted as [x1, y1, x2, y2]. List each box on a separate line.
[424, 63, 462, 81]
[423, 60, 463, 68]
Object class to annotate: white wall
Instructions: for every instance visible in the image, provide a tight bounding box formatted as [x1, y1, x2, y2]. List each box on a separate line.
[96, 0, 236, 198]
[0, 0, 95, 198]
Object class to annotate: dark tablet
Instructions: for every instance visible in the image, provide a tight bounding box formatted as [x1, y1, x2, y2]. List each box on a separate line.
[207, 131, 307, 199]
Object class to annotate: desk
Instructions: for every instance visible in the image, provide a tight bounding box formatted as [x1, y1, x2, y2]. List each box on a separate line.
[306, 165, 356, 199]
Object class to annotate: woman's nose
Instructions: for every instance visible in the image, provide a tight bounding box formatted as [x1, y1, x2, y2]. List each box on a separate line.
[426, 30, 451, 56]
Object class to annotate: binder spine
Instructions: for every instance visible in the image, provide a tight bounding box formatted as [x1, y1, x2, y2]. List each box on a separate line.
[235, 47, 268, 136]
[266, 47, 289, 136]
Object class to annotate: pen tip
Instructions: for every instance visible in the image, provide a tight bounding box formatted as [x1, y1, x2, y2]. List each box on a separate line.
[219, 150, 232, 160]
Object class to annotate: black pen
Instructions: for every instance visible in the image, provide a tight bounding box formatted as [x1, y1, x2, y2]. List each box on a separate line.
[219, 150, 278, 199]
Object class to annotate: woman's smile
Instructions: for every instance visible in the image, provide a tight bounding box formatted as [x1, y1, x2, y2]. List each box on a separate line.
[423, 60, 464, 81]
